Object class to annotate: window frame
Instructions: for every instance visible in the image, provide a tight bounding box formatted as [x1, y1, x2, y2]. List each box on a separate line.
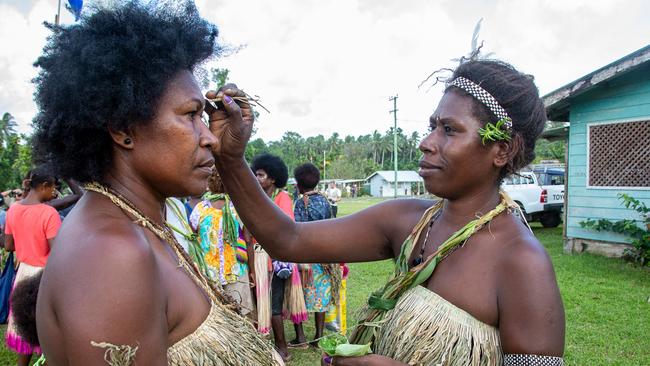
[586, 117, 650, 190]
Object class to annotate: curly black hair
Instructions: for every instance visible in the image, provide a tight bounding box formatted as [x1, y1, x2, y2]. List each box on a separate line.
[251, 153, 289, 188]
[446, 60, 546, 179]
[294, 163, 321, 190]
[10, 271, 43, 347]
[32, 1, 220, 183]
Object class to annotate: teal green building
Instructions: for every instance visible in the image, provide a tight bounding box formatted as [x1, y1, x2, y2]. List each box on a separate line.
[544, 45, 650, 256]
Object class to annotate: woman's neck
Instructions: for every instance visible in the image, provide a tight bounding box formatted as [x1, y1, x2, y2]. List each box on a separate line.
[440, 187, 501, 227]
[264, 185, 276, 198]
[103, 172, 165, 226]
[20, 190, 44, 205]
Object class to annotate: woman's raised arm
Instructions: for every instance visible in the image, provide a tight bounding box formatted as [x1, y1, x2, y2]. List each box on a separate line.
[207, 86, 423, 264]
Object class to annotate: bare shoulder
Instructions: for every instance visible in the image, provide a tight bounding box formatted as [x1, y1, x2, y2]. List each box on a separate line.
[49, 206, 156, 275]
[369, 197, 436, 218]
[362, 198, 438, 255]
[490, 214, 565, 356]
[38, 198, 168, 362]
[43, 197, 163, 309]
[495, 215, 555, 277]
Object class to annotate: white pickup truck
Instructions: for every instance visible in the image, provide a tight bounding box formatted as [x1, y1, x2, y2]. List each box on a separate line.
[501, 170, 564, 228]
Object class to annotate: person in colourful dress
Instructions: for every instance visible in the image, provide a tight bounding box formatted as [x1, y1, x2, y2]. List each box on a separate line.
[189, 170, 254, 315]
[290, 163, 338, 347]
[250, 153, 302, 362]
[4, 165, 61, 366]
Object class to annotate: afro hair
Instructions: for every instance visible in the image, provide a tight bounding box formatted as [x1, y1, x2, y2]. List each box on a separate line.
[251, 153, 289, 188]
[32, 0, 220, 183]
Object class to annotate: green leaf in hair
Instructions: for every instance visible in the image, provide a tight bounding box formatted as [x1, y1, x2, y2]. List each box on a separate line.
[478, 118, 512, 145]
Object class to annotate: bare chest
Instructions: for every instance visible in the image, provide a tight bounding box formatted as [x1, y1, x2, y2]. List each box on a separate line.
[148, 236, 211, 345]
[410, 228, 502, 326]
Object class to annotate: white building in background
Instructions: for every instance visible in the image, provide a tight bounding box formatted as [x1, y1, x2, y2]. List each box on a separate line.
[367, 171, 423, 197]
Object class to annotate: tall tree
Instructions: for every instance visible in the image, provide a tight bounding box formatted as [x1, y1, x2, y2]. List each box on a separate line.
[0, 113, 31, 191]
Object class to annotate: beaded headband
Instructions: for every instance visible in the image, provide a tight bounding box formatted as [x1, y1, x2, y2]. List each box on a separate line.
[447, 77, 513, 144]
[448, 77, 512, 129]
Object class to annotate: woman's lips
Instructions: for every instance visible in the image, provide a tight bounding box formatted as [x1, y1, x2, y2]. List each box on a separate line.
[418, 161, 442, 177]
[196, 166, 213, 175]
[418, 167, 441, 177]
[196, 160, 215, 176]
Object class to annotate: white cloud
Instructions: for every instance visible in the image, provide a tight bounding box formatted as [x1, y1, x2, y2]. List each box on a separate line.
[0, 0, 76, 134]
[1, 0, 649, 141]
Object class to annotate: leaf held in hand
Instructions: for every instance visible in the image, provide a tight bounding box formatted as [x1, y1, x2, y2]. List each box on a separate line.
[318, 333, 372, 357]
[318, 333, 348, 356]
[335, 343, 372, 357]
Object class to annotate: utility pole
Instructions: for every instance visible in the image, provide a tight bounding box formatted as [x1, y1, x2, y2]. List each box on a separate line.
[389, 95, 398, 198]
[55, 0, 62, 25]
[323, 150, 326, 180]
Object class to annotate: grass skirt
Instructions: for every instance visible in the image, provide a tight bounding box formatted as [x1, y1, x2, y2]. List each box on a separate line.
[374, 286, 502, 365]
[254, 246, 272, 334]
[5, 262, 42, 355]
[282, 263, 308, 324]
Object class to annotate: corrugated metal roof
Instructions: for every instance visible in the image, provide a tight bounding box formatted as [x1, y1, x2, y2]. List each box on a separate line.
[366, 170, 423, 183]
[543, 44, 650, 121]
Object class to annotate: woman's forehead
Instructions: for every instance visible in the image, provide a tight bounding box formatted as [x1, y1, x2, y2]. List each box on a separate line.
[160, 70, 203, 104]
[432, 90, 479, 124]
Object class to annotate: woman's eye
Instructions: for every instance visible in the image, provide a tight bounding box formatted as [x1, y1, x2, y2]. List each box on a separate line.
[444, 125, 453, 134]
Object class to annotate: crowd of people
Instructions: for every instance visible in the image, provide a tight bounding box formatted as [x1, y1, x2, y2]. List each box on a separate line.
[0, 1, 566, 365]
[2, 157, 347, 365]
[0, 166, 83, 365]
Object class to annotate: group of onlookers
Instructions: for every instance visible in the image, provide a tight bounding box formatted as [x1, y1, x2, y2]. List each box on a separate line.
[1, 166, 82, 365]
[165, 153, 347, 363]
[0, 154, 348, 364]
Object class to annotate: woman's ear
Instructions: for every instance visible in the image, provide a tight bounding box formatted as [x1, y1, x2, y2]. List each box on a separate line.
[493, 141, 510, 168]
[493, 134, 523, 169]
[108, 128, 134, 150]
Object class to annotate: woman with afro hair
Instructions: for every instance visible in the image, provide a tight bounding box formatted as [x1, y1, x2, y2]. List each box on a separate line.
[249, 153, 303, 362]
[32, 1, 281, 365]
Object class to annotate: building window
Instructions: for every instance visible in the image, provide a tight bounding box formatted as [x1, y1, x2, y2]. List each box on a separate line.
[588, 120, 650, 188]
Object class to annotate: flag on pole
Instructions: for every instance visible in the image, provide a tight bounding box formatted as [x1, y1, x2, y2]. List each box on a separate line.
[66, 0, 83, 21]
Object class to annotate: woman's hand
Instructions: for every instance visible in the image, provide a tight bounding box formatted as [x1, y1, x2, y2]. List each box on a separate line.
[322, 355, 407, 366]
[205, 84, 255, 160]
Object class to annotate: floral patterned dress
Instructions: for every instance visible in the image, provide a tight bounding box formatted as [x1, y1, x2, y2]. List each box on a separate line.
[294, 192, 334, 312]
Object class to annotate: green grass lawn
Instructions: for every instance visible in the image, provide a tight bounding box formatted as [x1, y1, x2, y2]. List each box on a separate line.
[1, 196, 648, 365]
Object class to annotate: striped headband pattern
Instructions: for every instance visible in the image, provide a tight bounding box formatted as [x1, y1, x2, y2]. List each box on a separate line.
[448, 77, 513, 131]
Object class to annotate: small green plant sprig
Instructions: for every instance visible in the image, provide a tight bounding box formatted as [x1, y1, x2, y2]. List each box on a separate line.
[478, 118, 512, 145]
[318, 333, 372, 357]
[580, 193, 650, 266]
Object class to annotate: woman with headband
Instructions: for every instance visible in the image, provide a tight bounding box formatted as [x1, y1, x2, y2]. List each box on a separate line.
[209, 58, 565, 366]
